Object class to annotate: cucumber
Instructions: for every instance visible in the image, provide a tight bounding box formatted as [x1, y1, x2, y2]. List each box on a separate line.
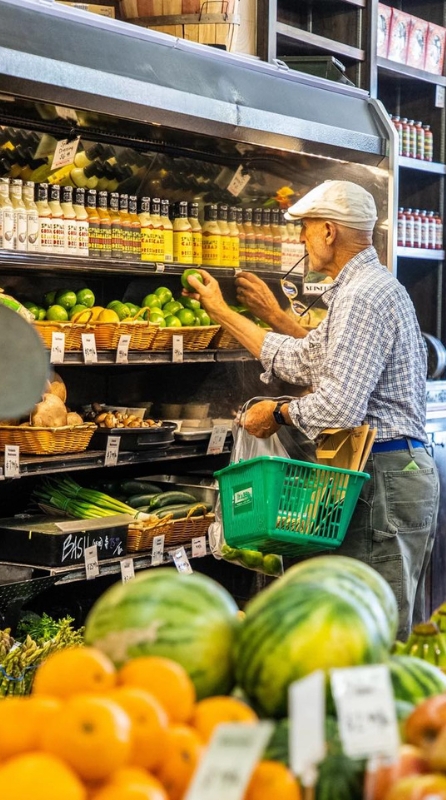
[149, 491, 198, 510]
[156, 502, 213, 520]
[127, 493, 158, 508]
[120, 480, 162, 496]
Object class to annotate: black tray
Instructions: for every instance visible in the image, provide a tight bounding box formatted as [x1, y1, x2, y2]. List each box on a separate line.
[0, 515, 129, 567]
[89, 422, 176, 451]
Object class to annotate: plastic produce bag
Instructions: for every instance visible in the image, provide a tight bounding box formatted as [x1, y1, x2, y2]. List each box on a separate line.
[209, 398, 289, 578]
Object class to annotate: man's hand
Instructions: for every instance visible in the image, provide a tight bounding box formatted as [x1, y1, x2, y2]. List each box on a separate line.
[240, 400, 280, 438]
[235, 272, 281, 326]
[184, 270, 227, 320]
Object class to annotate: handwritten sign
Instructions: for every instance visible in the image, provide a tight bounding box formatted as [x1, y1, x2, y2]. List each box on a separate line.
[289, 671, 326, 786]
[330, 664, 400, 760]
[116, 334, 131, 364]
[121, 558, 135, 583]
[4, 445, 19, 478]
[51, 136, 80, 170]
[82, 333, 98, 364]
[227, 165, 251, 198]
[172, 334, 184, 364]
[151, 534, 165, 566]
[191, 536, 207, 558]
[84, 544, 100, 580]
[104, 436, 120, 467]
[171, 546, 193, 574]
[50, 331, 65, 364]
[207, 424, 228, 456]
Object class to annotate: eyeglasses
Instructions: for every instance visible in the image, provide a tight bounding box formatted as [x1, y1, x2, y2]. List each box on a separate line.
[280, 254, 335, 318]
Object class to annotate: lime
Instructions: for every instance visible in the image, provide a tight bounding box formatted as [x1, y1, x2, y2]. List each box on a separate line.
[46, 304, 69, 322]
[221, 545, 241, 561]
[43, 290, 56, 308]
[194, 309, 211, 326]
[148, 309, 166, 327]
[182, 296, 201, 311]
[163, 300, 183, 316]
[177, 308, 196, 326]
[124, 302, 140, 316]
[181, 268, 204, 290]
[154, 286, 173, 305]
[142, 294, 162, 309]
[23, 302, 40, 319]
[69, 304, 88, 319]
[76, 288, 95, 308]
[113, 303, 131, 321]
[239, 549, 264, 569]
[164, 314, 182, 328]
[107, 300, 122, 310]
[263, 554, 282, 576]
[55, 290, 77, 310]
[37, 308, 46, 321]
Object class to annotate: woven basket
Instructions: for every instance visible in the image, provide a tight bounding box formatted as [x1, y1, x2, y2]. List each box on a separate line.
[170, 512, 215, 545]
[149, 325, 220, 351]
[0, 424, 97, 455]
[33, 322, 86, 351]
[212, 328, 244, 349]
[87, 322, 158, 350]
[127, 517, 174, 553]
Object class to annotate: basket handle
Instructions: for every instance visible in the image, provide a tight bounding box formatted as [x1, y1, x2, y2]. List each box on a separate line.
[185, 503, 208, 519]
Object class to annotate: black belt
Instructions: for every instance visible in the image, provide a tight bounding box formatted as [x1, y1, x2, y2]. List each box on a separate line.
[371, 438, 425, 454]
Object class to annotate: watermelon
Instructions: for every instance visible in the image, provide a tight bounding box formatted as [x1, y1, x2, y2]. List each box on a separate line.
[388, 654, 446, 704]
[235, 576, 391, 717]
[84, 568, 240, 699]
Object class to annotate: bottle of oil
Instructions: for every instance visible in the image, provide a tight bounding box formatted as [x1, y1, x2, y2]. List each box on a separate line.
[128, 194, 141, 260]
[109, 192, 122, 259]
[160, 199, 173, 263]
[253, 208, 265, 269]
[0, 177, 15, 251]
[173, 201, 193, 265]
[119, 193, 133, 261]
[60, 185, 78, 257]
[97, 190, 112, 259]
[188, 202, 202, 266]
[35, 182, 55, 254]
[201, 204, 221, 267]
[9, 178, 28, 252]
[85, 188, 101, 258]
[236, 208, 246, 269]
[48, 184, 66, 254]
[22, 180, 39, 253]
[228, 206, 240, 269]
[73, 187, 90, 258]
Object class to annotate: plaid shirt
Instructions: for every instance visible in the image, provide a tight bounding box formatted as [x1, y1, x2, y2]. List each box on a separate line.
[260, 246, 428, 442]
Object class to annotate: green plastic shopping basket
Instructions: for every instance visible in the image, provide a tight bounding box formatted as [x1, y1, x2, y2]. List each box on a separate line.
[215, 456, 370, 556]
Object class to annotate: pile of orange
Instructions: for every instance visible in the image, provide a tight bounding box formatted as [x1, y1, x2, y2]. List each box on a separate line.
[0, 646, 301, 800]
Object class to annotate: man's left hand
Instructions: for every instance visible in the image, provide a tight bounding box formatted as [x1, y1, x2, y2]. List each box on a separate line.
[240, 400, 280, 438]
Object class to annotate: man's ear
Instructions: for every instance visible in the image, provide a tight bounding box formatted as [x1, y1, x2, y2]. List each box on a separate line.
[325, 221, 337, 245]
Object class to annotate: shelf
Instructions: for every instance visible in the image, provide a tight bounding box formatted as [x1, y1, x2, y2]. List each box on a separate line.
[44, 349, 254, 365]
[276, 23, 365, 62]
[377, 57, 446, 87]
[399, 157, 446, 175]
[397, 247, 445, 260]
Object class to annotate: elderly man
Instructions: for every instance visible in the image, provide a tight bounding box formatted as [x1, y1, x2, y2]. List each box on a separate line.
[186, 180, 439, 639]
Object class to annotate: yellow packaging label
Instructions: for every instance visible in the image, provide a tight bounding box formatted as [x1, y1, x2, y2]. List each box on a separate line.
[163, 228, 173, 263]
[173, 231, 193, 264]
[221, 235, 232, 267]
[192, 231, 202, 266]
[202, 233, 221, 266]
[56, 2, 115, 17]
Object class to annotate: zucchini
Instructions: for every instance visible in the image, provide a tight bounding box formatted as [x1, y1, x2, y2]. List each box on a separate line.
[149, 491, 198, 510]
[127, 493, 158, 508]
[156, 502, 213, 520]
[120, 480, 162, 496]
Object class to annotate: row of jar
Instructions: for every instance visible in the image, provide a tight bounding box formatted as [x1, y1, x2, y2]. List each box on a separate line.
[390, 116, 433, 161]
[397, 208, 443, 249]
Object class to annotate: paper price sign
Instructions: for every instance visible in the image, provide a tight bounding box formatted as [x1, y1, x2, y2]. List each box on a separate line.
[289, 671, 325, 786]
[116, 334, 131, 364]
[120, 558, 135, 583]
[84, 544, 99, 580]
[82, 333, 98, 364]
[185, 721, 273, 800]
[172, 546, 193, 574]
[227, 165, 251, 197]
[330, 664, 400, 760]
[151, 534, 165, 566]
[172, 334, 184, 364]
[4, 445, 19, 478]
[191, 536, 207, 558]
[155, 262, 165, 273]
[206, 425, 228, 455]
[104, 436, 120, 467]
[50, 331, 65, 364]
[51, 136, 81, 170]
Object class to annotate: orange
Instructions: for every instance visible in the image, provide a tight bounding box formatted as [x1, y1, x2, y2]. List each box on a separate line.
[0, 751, 86, 800]
[108, 686, 169, 770]
[0, 695, 61, 760]
[156, 724, 204, 800]
[107, 766, 158, 785]
[117, 656, 196, 724]
[33, 646, 116, 699]
[244, 760, 302, 800]
[41, 694, 132, 782]
[92, 772, 168, 800]
[191, 696, 258, 743]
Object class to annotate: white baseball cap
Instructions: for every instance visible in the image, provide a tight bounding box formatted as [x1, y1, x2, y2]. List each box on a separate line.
[284, 180, 378, 230]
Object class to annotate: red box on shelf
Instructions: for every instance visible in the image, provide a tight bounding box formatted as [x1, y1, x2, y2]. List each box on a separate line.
[387, 8, 412, 64]
[377, 4, 392, 59]
[406, 15, 429, 70]
[425, 23, 446, 76]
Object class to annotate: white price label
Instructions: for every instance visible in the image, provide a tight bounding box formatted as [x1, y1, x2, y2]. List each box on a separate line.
[191, 536, 207, 558]
[289, 671, 326, 785]
[120, 558, 135, 583]
[227, 165, 251, 197]
[104, 436, 120, 467]
[82, 333, 98, 364]
[4, 445, 19, 478]
[116, 334, 131, 364]
[50, 331, 65, 364]
[155, 262, 165, 273]
[185, 721, 273, 800]
[84, 544, 100, 580]
[436, 85, 445, 108]
[207, 424, 228, 455]
[151, 534, 165, 566]
[172, 546, 193, 574]
[51, 136, 81, 170]
[330, 664, 399, 760]
[172, 334, 184, 363]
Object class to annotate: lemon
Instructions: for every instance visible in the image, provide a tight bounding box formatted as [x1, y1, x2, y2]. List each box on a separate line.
[55, 290, 77, 310]
[89, 306, 105, 322]
[76, 288, 95, 308]
[46, 305, 69, 322]
[71, 309, 92, 323]
[154, 286, 173, 305]
[164, 314, 182, 328]
[177, 308, 196, 326]
[181, 268, 204, 290]
[97, 309, 120, 323]
[142, 294, 162, 309]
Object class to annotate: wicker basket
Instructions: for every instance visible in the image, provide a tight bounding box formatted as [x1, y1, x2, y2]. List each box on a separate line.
[87, 322, 158, 351]
[33, 322, 86, 351]
[170, 512, 215, 545]
[212, 328, 244, 349]
[0, 424, 97, 455]
[127, 516, 174, 553]
[149, 325, 220, 351]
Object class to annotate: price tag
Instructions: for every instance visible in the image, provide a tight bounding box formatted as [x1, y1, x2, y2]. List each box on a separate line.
[151, 534, 165, 566]
[155, 262, 165, 273]
[172, 546, 193, 574]
[84, 544, 100, 580]
[192, 536, 207, 558]
[104, 436, 120, 467]
[51, 136, 81, 170]
[330, 664, 399, 760]
[34, 133, 57, 160]
[4, 445, 19, 478]
[50, 331, 65, 364]
[289, 671, 326, 786]
[120, 558, 135, 583]
[116, 334, 131, 364]
[82, 333, 98, 364]
[185, 721, 273, 800]
[435, 85, 445, 108]
[227, 165, 251, 198]
[172, 334, 184, 364]
[207, 424, 228, 455]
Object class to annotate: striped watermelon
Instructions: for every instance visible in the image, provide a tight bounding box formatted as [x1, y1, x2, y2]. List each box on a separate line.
[235, 576, 390, 717]
[84, 568, 240, 699]
[388, 655, 446, 704]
